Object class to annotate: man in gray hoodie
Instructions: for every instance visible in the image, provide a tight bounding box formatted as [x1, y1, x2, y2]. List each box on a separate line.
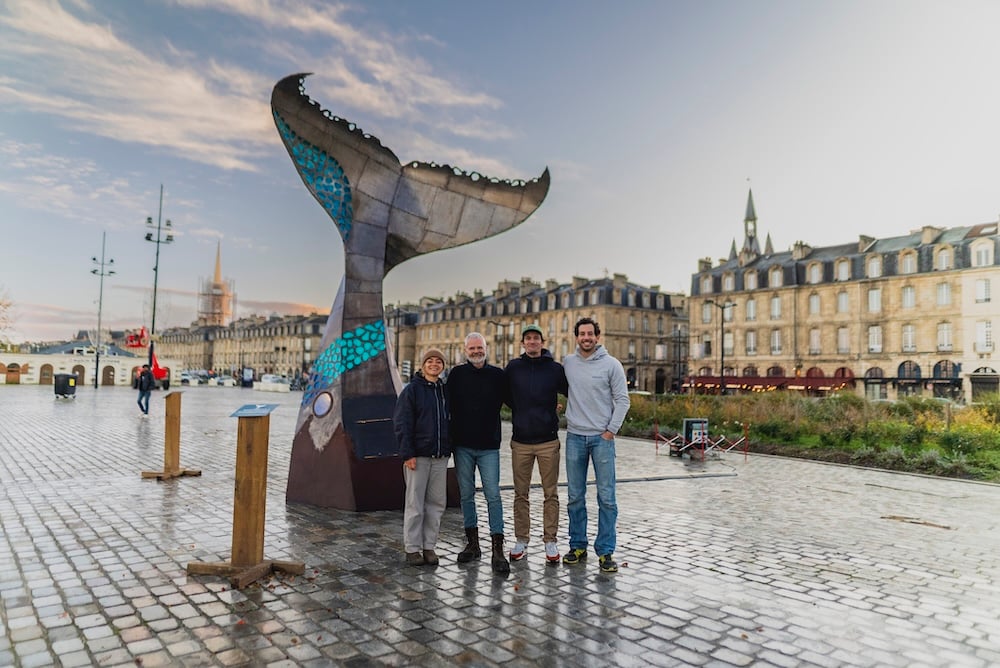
[561, 317, 630, 573]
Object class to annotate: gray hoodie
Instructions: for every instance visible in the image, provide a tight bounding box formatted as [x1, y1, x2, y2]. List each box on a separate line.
[563, 344, 630, 436]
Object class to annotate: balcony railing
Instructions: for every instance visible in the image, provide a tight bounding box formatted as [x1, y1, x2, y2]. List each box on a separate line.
[938, 343, 953, 352]
[975, 341, 994, 353]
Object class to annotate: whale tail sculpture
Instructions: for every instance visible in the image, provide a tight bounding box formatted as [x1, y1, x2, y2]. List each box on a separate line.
[271, 73, 550, 510]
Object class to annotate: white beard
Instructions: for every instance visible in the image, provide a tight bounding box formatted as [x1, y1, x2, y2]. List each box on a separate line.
[466, 353, 487, 366]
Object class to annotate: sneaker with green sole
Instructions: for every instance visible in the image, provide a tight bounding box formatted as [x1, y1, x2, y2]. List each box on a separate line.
[562, 548, 587, 565]
[599, 554, 618, 573]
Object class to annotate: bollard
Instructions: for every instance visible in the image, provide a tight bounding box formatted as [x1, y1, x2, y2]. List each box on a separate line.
[186, 403, 304, 588]
[141, 391, 201, 479]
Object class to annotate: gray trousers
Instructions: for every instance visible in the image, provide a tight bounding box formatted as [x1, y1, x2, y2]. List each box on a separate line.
[403, 457, 449, 553]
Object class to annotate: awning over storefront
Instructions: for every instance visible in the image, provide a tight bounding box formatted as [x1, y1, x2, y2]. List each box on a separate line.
[684, 376, 856, 392]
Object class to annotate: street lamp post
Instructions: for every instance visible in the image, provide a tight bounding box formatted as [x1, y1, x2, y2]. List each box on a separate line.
[91, 232, 115, 388]
[705, 300, 734, 395]
[144, 184, 174, 371]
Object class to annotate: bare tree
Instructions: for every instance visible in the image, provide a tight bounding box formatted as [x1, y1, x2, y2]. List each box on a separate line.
[0, 285, 12, 339]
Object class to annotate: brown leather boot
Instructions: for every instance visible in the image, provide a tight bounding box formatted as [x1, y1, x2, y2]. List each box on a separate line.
[491, 534, 510, 575]
[457, 527, 482, 563]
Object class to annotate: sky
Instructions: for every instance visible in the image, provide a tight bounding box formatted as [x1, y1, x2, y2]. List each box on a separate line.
[2, 0, 1000, 343]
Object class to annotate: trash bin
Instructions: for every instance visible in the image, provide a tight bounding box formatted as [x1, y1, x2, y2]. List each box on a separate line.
[54, 373, 77, 398]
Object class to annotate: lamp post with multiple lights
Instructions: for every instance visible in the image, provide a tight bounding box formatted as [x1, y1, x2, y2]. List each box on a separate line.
[705, 299, 734, 395]
[144, 185, 174, 371]
[91, 232, 115, 388]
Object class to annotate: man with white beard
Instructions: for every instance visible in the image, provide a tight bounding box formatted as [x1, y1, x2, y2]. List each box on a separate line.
[446, 332, 510, 575]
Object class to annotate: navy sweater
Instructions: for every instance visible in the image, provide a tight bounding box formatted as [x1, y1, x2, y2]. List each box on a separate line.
[446, 362, 506, 450]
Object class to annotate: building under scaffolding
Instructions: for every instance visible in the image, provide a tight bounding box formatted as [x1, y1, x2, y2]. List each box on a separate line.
[196, 241, 234, 327]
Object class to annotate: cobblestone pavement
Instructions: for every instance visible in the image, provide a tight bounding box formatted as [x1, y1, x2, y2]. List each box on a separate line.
[1, 385, 999, 667]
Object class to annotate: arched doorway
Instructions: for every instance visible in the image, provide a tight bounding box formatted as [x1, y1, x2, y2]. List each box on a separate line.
[655, 368, 667, 394]
[101, 365, 116, 386]
[865, 367, 886, 400]
[72, 365, 86, 385]
[931, 360, 962, 400]
[40, 364, 54, 385]
[5, 363, 21, 384]
[971, 367, 999, 401]
[897, 360, 922, 397]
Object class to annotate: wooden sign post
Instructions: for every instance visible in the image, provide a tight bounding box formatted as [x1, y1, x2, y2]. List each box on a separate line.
[141, 391, 201, 479]
[187, 403, 304, 588]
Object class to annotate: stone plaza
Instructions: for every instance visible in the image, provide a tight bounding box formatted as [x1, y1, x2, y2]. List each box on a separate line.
[1, 385, 999, 666]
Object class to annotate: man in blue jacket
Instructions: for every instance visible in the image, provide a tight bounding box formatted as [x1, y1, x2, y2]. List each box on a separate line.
[447, 333, 509, 574]
[505, 324, 568, 564]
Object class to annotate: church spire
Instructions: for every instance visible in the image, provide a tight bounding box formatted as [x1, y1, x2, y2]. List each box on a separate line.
[738, 188, 761, 265]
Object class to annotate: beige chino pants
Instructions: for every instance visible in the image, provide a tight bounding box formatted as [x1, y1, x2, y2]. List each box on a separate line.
[510, 439, 560, 544]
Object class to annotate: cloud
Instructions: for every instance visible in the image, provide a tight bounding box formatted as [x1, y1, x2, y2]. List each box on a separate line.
[0, 0, 512, 176]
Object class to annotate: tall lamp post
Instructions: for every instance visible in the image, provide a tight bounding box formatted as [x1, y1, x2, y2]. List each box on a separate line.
[705, 299, 734, 395]
[91, 232, 115, 388]
[144, 184, 174, 370]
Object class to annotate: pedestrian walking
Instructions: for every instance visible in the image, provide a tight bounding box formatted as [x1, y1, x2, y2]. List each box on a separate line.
[562, 318, 630, 573]
[504, 324, 568, 564]
[447, 333, 510, 574]
[136, 364, 154, 416]
[393, 348, 451, 566]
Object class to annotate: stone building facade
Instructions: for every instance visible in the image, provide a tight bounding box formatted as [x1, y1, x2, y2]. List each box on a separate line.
[688, 190, 1000, 402]
[157, 313, 328, 381]
[413, 274, 689, 394]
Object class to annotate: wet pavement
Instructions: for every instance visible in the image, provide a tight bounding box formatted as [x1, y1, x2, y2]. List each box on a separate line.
[1, 384, 999, 667]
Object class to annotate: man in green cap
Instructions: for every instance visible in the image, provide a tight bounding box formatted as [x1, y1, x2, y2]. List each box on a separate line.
[504, 323, 568, 564]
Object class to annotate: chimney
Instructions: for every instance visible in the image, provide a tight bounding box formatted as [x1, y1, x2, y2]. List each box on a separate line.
[791, 240, 812, 260]
[545, 279, 559, 291]
[920, 225, 942, 245]
[858, 235, 875, 252]
[612, 273, 627, 290]
[698, 257, 712, 272]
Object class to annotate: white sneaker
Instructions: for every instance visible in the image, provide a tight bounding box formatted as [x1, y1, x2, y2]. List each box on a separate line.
[509, 540, 527, 561]
[545, 542, 560, 563]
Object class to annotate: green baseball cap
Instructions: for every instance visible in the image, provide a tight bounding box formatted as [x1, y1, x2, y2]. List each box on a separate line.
[521, 324, 544, 340]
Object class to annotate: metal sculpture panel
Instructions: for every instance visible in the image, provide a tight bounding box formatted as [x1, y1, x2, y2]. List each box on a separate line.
[271, 74, 549, 510]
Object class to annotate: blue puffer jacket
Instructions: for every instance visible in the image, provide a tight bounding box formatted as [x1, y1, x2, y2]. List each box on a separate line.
[393, 371, 451, 460]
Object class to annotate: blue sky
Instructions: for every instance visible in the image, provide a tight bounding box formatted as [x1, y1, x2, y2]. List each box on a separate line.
[2, 0, 999, 343]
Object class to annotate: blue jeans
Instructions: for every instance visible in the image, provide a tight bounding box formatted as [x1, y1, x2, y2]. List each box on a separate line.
[137, 390, 151, 414]
[565, 432, 617, 556]
[453, 447, 504, 535]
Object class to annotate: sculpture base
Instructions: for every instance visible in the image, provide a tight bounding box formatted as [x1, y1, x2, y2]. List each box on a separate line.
[286, 421, 405, 511]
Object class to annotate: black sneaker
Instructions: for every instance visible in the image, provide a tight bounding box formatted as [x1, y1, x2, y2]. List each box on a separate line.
[599, 554, 618, 573]
[562, 548, 587, 565]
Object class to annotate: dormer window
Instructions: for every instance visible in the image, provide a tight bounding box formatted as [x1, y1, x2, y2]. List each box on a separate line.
[808, 263, 822, 284]
[722, 274, 735, 291]
[937, 248, 951, 270]
[867, 255, 882, 278]
[836, 259, 850, 281]
[744, 271, 758, 290]
[769, 267, 783, 288]
[900, 252, 916, 274]
[701, 276, 712, 294]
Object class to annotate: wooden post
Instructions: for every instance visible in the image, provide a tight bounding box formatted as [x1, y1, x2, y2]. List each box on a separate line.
[231, 414, 269, 566]
[142, 391, 201, 479]
[186, 403, 304, 588]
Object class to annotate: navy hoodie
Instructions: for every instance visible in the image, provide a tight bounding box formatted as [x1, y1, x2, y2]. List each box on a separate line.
[504, 349, 568, 444]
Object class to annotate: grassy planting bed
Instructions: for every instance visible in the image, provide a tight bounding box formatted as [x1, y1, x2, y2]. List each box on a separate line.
[619, 392, 1000, 483]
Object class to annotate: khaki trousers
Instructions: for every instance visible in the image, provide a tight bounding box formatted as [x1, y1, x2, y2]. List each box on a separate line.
[510, 439, 560, 543]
